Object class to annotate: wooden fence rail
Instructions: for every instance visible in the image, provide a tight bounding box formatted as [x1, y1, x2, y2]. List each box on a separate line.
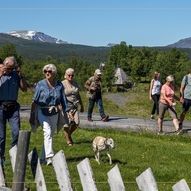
[52, 150, 73, 191]
[28, 148, 47, 191]
[107, 164, 125, 191]
[172, 179, 191, 191]
[136, 167, 158, 191]
[77, 158, 98, 191]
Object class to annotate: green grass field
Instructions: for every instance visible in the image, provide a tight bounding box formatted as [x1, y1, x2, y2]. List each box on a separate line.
[3, 122, 191, 191]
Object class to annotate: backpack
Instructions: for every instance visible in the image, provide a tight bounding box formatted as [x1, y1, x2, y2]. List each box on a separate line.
[184, 75, 188, 86]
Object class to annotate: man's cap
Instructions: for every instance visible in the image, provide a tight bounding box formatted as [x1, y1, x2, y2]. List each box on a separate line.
[95, 69, 102, 75]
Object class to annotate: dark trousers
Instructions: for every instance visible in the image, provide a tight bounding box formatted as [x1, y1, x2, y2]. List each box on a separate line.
[87, 98, 105, 119]
[151, 94, 160, 115]
[0, 104, 20, 159]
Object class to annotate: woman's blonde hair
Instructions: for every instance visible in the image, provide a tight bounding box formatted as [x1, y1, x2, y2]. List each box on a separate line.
[166, 75, 174, 82]
[153, 71, 159, 79]
[64, 68, 74, 78]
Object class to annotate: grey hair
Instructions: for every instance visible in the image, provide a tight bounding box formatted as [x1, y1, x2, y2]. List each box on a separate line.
[166, 75, 174, 82]
[3, 56, 17, 67]
[64, 68, 74, 78]
[43, 64, 57, 74]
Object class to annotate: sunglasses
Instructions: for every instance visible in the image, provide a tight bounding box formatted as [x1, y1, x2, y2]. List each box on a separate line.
[6, 67, 14, 71]
[68, 74, 74, 77]
[44, 70, 52, 74]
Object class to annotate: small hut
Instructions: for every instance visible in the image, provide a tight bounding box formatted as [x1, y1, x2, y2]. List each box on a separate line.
[113, 67, 133, 91]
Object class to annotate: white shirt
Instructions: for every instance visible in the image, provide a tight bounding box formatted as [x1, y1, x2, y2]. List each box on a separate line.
[151, 79, 161, 95]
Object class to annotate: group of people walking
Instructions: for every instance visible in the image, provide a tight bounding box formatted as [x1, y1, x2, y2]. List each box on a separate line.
[29, 65, 109, 165]
[1, 55, 191, 167]
[149, 71, 191, 134]
[0, 56, 109, 166]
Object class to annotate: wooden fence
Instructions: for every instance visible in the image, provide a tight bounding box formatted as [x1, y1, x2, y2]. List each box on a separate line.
[0, 130, 190, 191]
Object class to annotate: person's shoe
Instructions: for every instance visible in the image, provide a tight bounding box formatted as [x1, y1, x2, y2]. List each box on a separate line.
[176, 128, 183, 135]
[157, 130, 165, 135]
[179, 122, 183, 129]
[67, 136, 73, 146]
[150, 115, 155, 120]
[67, 142, 73, 146]
[46, 158, 52, 166]
[101, 115, 109, 122]
[87, 117, 93, 122]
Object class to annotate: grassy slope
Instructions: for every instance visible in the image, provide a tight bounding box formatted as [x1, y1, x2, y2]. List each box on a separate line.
[4, 124, 191, 191]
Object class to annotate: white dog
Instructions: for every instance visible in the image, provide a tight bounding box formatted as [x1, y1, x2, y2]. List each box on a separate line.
[92, 136, 114, 165]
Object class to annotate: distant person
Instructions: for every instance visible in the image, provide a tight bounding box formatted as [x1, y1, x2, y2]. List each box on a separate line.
[157, 75, 180, 134]
[29, 64, 68, 165]
[149, 72, 161, 119]
[179, 70, 191, 131]
[62, 68, 84, 146]
[0, 56, 27, 166]
[85, 69, 109, 122]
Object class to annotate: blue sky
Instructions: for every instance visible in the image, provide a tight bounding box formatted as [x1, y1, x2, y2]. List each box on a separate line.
[1, 0, 191, 46]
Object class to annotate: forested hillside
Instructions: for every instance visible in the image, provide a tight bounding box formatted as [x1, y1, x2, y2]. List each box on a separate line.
[0, 33, 110, 64]
[0, 38, 191, 91]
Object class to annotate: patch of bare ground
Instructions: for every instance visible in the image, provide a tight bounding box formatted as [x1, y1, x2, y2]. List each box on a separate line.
[104, 93, 135, 107]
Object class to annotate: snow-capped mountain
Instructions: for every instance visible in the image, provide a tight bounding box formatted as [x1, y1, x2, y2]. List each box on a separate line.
[7, 30, 68, 44]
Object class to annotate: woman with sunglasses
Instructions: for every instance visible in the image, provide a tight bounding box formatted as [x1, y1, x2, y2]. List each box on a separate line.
[62, 68, 84, 146]
[30, 64, 68, 165]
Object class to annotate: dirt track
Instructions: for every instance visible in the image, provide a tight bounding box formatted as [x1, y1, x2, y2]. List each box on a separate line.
[20, 106, 191, 135]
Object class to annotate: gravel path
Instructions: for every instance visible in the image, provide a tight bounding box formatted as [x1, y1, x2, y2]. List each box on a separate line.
[20, 107, 191, 135]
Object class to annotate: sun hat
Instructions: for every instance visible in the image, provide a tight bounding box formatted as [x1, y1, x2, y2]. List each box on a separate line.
[94, 69, 102, 75]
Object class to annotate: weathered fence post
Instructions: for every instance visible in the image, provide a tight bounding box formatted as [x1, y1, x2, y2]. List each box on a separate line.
[136, 167, 158, 191]
[9, 145, 17, 172]
[107, 164, 125, 191]
[52, 150, 73, 191]
[77, 158, 98, 191]
[28, 148, 47, 191]
[12, 130, 31, 191]
[172, 179, 191, 191]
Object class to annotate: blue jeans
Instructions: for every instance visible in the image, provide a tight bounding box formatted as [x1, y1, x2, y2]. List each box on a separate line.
[87, 98, 106, 119]
[0, 104, 20, 159]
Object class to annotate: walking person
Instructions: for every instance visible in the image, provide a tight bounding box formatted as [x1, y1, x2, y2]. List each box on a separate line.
[157, 75, 180, 134]
[149, 71, 161, 119]
[62, 68, 84, 146]
[29, 64, 68, 165]
[0, 56, 27, 166]
[85, 69, 109, 122]
[179, 70, 191, 131]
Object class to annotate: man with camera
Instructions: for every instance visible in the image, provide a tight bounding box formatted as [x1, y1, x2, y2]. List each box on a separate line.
[85, 69, 109, 122]
[0, 56, 27, 166]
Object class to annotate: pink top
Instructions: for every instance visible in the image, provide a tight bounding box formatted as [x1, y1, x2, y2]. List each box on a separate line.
[160, 83, 174, 105]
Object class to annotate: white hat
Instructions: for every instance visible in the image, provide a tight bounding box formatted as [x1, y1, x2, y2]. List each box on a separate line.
[95, 69, 102, 75]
